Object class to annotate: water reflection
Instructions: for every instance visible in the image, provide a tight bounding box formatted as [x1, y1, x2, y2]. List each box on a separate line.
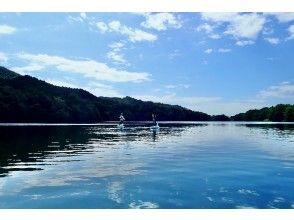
[0, 123, 203, 177]
[238, 123, 294, 162]
[0, 123, 292, 178]
[0, 126, 95, 177]
[242, 123, 294, 138]
[0, 122, 293, 208]
[152, 130, 157, 142]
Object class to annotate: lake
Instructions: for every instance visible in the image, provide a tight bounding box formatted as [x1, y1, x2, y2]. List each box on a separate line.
[0, 122, 293, 208]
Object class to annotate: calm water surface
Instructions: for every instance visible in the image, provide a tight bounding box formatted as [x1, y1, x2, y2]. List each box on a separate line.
[0, 122, 293, 208]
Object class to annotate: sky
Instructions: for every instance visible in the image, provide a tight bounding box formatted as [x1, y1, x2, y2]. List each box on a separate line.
[0, 12, 293, 115]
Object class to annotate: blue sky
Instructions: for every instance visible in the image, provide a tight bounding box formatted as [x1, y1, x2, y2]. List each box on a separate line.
[0, 12, 293, 115]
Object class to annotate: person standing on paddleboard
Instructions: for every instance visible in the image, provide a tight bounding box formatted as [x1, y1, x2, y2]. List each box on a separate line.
[119, 113, 125, 125]
[152, 113, 157, 126]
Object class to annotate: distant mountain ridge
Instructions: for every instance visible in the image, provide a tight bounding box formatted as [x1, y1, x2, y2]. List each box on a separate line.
[0, 66, 293, 122]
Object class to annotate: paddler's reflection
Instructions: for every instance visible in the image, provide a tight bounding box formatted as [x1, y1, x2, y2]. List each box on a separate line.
[152, 130, 157, 141]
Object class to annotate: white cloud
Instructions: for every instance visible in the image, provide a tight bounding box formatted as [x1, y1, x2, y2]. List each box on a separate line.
[45, 79, 80, 88]
[80, 12, 87, 20]
[287, 25, 294, 40]
[16, 53, 150, 83]
[200, 13, 266, 43]
[258, 82, 294, 99]
[204, 48, 213, 54]
[197, 23, 214, 33]
[84, 82, 122, 97]
[107, 41, 128, 65]
[224, 14, 265, 39]
[67, 13, 86, 23]
[164, 84, 190, 89]
[67, 16, 83, 23]
[218, 48, 231, 53]
[0, 24, 17, 34]
[45, 79, 122, 97]
[140, 13, 182, 31]
[96, 20, 157, 42]
[197, 23, 220, 39]
[235, 40, 255, 46]
[262, 27, 274, 35]
[95, 89, 122, 98]
[164, 85, 177, 89]
[134, 93, 221, 107]
[168, 49, 181, 59]
[107, 51, 127, 65]
[266, 13, 294, 22]
[108, 20, 121, 31]
[96, 22, 108, 33]
[264, 37, 280, 45]
[0, 52, 8, 63]
[70, 15, 158, 42]
[11, 64, 45, 75]
[108, 41, 124, 49]
[209, 34, 221, 39]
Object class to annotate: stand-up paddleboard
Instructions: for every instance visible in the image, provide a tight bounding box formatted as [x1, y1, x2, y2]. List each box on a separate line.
[150, 122, 160, 131]
[117, 124, 125, 129]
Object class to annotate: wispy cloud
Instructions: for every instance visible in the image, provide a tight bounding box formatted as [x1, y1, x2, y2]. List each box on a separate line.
[196, 23, 220, 39]
[46, 79, 122, 97]
[287, 25, 294, 40]
[11, 63, 45, 75]
[201, 13, 266, 39]
[197, 23, 214, 33]
[134, 93, 222, 107]
[264, 37, 280, 45]
[200, 13, 266, 46]
[96, 22, 108, 33]
[68, 13, 157, 43]
[96, 20, 157, 42]
[133, 93, 267, 116]
[204, 48, 213, 54]
[218, 48, 232, 53]
[257, 82, 294, 99]
[106, 51, 127, 65]
[199, 13, 294, 45]
[0, 52, 8, 63]
[67, 12, 88, 23]
[15, 53, 151, 83]
[235, 40, 255, 46]
[265, 12, 294, 23]
[44, 79, 81, 89]
[164, 84, 190, 89]
[106, 41, 129, 65]
[204, 48, 232, 54]
[0, 24, 17, 34]
[168, 49, 181, 60]
[140, 13, 182, 31]
[80, 12, 87, 20]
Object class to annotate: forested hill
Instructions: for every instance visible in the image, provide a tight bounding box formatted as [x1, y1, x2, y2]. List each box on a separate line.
[0, 66, 211, 123]
[231, 104, 294, 122]
[1, 66, 293, 123]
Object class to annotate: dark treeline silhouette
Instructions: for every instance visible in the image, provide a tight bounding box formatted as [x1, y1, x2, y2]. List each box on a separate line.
[0, 66, 293, 122]
[211, 114, 231, 121]
[231, 104, 294, 122]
